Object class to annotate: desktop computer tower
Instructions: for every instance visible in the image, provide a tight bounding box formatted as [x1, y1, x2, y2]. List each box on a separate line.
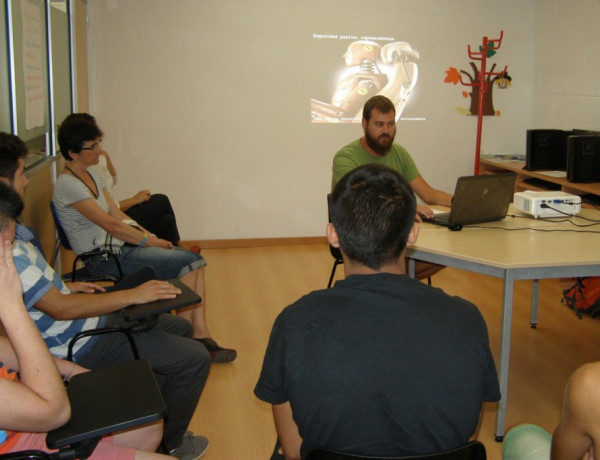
[567, 135, 600, 183]
[525, 129, 569, 171]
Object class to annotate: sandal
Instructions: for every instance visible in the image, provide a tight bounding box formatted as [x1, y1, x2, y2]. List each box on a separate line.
[195, 338, 237, 363]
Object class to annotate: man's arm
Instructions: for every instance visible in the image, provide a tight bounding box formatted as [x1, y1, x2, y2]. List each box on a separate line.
[0, 239, 71, 432]
[409, 175, 453, 207]
[34, 280, 182, 320]
[272, 402, 303, 460]
[551, 362, 600, 459]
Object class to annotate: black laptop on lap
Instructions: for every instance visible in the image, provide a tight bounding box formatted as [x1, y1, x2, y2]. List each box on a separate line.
[424, 172, 516, 230]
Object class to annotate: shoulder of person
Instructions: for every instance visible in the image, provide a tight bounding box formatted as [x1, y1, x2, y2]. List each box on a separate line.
[391, 143, 410, 155]
[569, 362, 600, 393]
[334, 139, 362, 156]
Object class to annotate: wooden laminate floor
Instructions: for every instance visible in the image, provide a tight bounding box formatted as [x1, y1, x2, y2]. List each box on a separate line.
[186, 243, 600, 460]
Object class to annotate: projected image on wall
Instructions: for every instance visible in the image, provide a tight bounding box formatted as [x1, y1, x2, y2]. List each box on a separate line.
[311, 39, 419, 123]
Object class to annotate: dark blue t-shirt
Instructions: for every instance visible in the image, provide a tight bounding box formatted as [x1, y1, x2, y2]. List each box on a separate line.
[255, 273, 500, 457]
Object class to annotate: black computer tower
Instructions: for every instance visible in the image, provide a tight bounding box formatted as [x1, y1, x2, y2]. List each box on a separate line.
[567, 135, 600, 183]
[525, 129, 570, 171]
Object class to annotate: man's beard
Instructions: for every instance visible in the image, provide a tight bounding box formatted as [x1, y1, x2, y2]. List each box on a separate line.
[364, 130, 394, 156]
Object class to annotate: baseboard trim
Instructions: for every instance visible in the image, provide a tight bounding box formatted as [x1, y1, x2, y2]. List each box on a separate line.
[181, 236, 328, 249]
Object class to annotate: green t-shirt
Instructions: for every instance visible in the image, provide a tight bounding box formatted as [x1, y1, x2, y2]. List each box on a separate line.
[331, 139, 421, 190]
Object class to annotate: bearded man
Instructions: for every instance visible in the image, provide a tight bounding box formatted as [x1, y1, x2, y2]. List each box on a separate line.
[332, 95, 453, 221]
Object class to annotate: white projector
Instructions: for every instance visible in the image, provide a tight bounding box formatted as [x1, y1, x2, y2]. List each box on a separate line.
[513, 191, 581, 218]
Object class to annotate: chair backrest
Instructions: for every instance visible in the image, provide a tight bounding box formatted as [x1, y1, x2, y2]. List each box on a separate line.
[327, 194, 343, 262]
[304, 441, 487, 460]
[49, 201, 73, 251]
[49, 201, 124, 283]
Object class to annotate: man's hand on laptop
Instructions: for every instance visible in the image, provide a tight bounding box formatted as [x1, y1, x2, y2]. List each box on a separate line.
[416, 205, 435, 222]
[131, 280, 182, 304]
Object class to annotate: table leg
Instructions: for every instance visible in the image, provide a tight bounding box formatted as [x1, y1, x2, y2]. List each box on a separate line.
[530, 279, 539, 328]
[407, 258, 415, 278]
[495, 270, 515, 442]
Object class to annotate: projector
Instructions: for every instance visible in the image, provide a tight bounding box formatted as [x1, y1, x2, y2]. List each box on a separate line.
[513, 191, 581, 218]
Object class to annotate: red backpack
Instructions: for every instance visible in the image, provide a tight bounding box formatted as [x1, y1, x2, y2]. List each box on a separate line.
[562, 277, 600, 319]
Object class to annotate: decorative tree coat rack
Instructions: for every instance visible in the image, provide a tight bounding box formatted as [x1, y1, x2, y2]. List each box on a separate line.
[457, 31, 507, 174]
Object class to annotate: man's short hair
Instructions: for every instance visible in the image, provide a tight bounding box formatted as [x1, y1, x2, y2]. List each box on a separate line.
[362, 95, 396, 122]
[0, 180, 23, 232]
[330, 164, 416, 270]
[57, 116, 103, 161]
[0, 132, 27, 182]
[62, 112, 97, 125]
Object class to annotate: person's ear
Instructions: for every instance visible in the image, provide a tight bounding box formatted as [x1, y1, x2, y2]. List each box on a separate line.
[326, 222, 340, 248]
[407, 222, 420, 246]
[0, 177, 10, 186]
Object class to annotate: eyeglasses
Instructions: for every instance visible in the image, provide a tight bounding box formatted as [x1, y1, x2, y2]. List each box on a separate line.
[80, 140, 102, 151]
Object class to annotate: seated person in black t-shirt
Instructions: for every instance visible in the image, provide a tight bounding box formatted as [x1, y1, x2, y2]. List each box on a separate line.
[255, 164, 500, 459]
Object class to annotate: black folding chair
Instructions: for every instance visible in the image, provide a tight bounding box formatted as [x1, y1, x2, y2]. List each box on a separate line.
[304, 441, 487, 460]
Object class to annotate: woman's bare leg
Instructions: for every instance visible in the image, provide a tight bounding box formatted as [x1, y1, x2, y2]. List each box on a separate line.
[112, 421, 163, 453]
[177, 267, 237, 362]
[177, 268, 210, 338]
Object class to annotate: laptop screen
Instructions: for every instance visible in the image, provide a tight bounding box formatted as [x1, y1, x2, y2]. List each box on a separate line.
[447, 172, 516, 225]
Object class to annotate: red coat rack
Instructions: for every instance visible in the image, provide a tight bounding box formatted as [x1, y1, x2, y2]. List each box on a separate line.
[457, 31, 507, 174]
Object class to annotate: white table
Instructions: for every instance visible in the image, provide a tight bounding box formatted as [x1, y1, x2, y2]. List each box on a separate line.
[406, 206, 600, 440]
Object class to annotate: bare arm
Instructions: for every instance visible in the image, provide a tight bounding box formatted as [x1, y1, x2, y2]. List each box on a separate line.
[272, 402, 302, 460]
[119, 190, 151, 212]
[99, 150, 154, 212]
[100, 150, 117, 182]
[409, 175, 453, 207]
[33, 280, 182, 320]
[53, 356, 88, 382]
[409, 175, 453, 221]
[0, 238, 71, 432]
[551, 362, 600, 460]
[64, 281, 106, 293]
[70, 190, 172, 248]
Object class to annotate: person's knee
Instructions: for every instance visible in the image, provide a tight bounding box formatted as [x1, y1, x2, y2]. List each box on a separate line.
[157, 313, 193, 338]
[151, 193, 170, 207]
[178, 339, 211, 384]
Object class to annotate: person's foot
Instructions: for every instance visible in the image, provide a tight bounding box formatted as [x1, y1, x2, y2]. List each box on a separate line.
[190, 245, 201, 254]
[195, 337, 237, 363]
[169, 433, 209, 460]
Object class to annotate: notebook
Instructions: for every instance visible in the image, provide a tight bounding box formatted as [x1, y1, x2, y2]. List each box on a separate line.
[424, 172, 516, 230]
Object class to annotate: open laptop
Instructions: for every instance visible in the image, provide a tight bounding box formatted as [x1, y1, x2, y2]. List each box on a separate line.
[424, 172, 516, 230]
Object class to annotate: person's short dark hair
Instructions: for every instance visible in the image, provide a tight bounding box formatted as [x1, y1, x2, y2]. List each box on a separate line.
[0, 132, 27, 183]
[0, 180, 24, 232]
[62, 112, 98, 126]
[57, 116, 103, 161]
[362, 95, 396, 122]
[330, 164, 416, 270]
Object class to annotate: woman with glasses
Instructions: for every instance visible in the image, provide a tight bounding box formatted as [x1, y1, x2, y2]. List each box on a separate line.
[52, 115, 236, 363]
[61, 113, 185, 249]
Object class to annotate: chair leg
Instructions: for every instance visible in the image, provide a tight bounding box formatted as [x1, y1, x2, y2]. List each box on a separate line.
[50, 237, 61, 268]
[327, 260, 342, 288]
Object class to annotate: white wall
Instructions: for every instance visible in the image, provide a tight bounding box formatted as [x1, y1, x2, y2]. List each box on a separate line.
[86, 0, 535, 240]
[532, 0, 600, 131]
